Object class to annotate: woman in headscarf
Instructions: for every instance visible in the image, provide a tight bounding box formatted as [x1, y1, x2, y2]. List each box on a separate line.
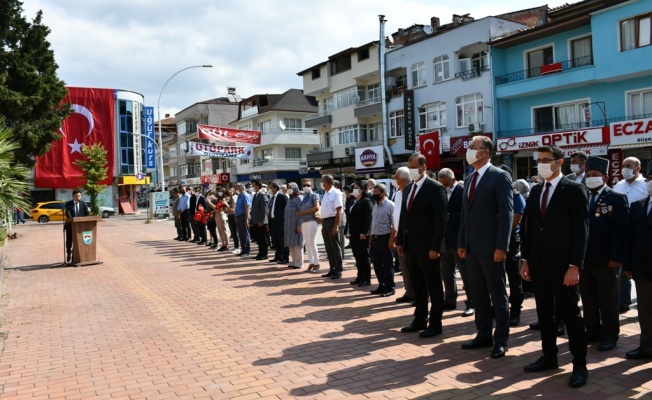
[284, 182, 304, 270]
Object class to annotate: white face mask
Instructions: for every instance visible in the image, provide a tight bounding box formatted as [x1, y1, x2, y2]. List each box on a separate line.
[466, 149, 484, 165]
[586, 176, 604, 189]
[647, 181, 652, 196]
[352, 189, 361, 197]
[218, 191, 223, 196]
[391, 179, 398, 188]
[303, 186, 311, 194]
[622, 168, 635, 180]
[408, 168, 421, 181]
[287, 188, 294, 195]
[537, 161, 558, 179]
[570, 164, 581, 174]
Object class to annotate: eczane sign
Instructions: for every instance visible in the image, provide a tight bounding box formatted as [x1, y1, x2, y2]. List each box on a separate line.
[610, 117, 652, 146]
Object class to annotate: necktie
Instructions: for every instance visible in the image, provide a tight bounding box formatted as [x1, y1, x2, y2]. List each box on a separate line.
[540, 182, 552, 219]
[407, 184, 417, 213]
[468, 172, 479, 201]
[75, 202, 79, 217]
[270, 195, 277, 218]
[589, 192, 598, 211]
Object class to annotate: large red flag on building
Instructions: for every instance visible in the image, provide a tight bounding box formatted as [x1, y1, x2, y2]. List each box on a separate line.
[417, 130, 440, 170]
[35, 87, 115, 188]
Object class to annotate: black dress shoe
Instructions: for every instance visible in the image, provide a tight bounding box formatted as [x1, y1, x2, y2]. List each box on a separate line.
[491, 345, 508, 359]
[598, 339, 617, 351]
[509, 316, 520, 327]
[331, 273, 342, 279]
[395, 296, 414, 303]
[370, 287, 385, 295]
[380, 289, 395, 297]
[523, 356, 559, 373]
[569, 365, 588, 388]
[66, 252, 73, 263]
[357, 280, 371, 287]
[461, 337, 493, 349]
[255, 255, 268, 260]
[419, 327, 442, 338]
[619, 305, 630, 314]
[322, 271, 334, 278]
[400, 322, 427, 333]
[190, 239, 199, 243]
[350, 278, 361, 285]
[268, 258, 279, 262]
[174, 237, 183, 240]
[529, 321, 541, 330]
[626, 347, 652, 359]
[462, 307, 475, 317]
[288, 265, 301, 270]
[556, 322, 566, 336]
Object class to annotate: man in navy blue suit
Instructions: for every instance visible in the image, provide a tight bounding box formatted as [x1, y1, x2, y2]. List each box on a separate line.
[457, 136, 513, 359]
[580, 157, 629, 352]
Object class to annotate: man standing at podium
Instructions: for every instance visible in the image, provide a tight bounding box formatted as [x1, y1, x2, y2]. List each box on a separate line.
[65, 190, 90, 263]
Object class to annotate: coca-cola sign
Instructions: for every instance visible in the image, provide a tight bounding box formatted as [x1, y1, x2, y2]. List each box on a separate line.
[197, 124, 261, 144]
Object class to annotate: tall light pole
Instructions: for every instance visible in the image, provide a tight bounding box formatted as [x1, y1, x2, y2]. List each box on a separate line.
[157, 64, 212, 190]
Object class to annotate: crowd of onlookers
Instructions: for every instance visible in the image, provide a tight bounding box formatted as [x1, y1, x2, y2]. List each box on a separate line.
[169, 138, 652, 389]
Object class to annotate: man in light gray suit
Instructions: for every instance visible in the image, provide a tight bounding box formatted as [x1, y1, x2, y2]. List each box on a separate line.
[250, 180, 269, 260]
[458, 136, 514, 359]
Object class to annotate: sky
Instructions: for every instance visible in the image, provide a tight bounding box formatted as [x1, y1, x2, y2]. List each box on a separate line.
[21, 0, 570, 121]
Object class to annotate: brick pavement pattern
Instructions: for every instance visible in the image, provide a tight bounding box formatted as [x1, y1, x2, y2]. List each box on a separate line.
[0, 216, 650, 399]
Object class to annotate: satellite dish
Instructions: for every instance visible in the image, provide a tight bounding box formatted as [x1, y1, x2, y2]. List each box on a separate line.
[423, 25, 433, 35]
[279, 120, 286, 131]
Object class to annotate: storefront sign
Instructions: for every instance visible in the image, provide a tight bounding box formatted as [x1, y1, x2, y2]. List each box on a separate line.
[144, 106, 156, 170]
[354, 145, 384, 174]
[307, 151, 332, 167]
[188, 142, 253, 159]
[332, 156, 354, 165]
[404, 90, 415, 150]
[610, 117, 652, 146]
[609, 149, 623, 186]
[497, 127, 608, 152]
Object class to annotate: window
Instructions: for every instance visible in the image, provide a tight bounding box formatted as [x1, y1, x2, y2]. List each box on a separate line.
[285, 147, 302, 159]
[333, 86, 364, 109]
[259, 148, 273, 162]
[203, 160, 212, 172]
[258, 120, 272, 134]
[358, 48, 370, 61]
[283, 118, 302, 131]
[628, 89, 652, 118]
[364, 123, 382, 142]
[179, 164, 188, 176]
[169, 166, 176, 177]
[390, 111, 404, 138]
[533, 100, 588, 132]
[527, 46, 554, 78]
[621, 14, 652, 51]
[455, 94, 484, 128]
[396, 73, 407, 88]
[338, 125, 359, 144]
[311, 68, 321, 80]
[323, 97, 334, 112]
[199, 115, 208, 125]
[168, 147, 176, 158]
[330, 55, 351, 75]
[571, 36, 593, 66]
[185, 120, 198, 134]
[433, 55, 450, 83]
[419, 103, 447, 133]
[367, 83, 380, 103]
[119, 99, 135, 174]
[323, 132, 331, 148]
[471, 51, 488, 72]
[411, 62, 426, 87]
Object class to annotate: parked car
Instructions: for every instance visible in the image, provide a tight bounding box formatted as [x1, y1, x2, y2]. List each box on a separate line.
[86, 202, 116, 218]
[31, 200, 67, 223]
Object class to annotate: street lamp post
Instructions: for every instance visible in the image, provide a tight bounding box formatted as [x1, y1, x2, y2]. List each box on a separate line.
[157, 65, 212, 191]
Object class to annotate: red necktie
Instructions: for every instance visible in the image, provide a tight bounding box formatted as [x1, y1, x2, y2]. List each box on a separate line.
[468, 172, 479, 201]
[540, 182, 552, 219]
[407, 184, 417, 213]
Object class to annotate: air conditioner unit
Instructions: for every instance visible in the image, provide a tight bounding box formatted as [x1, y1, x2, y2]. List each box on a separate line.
[468, 123, 483, 133]
[345, 147, 356, 156]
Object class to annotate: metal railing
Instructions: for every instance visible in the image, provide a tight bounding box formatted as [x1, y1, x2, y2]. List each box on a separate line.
[495, 55, 593, 85]
[305, 109, 333, 121]
[455, 64, 490, 80]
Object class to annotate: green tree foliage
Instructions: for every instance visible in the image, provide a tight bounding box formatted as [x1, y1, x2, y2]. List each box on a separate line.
[0, 117, 31, 219]
[73, 143, 108, 217]
[0, 0, 70, 167]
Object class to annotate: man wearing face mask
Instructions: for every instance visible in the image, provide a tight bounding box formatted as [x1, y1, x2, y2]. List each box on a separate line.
[520, 145, 589, 388]
[580, 157, 629, 352]
[457, 136, 513, 359]
[396, 154, 448, 338]
[369, 183, 396, 297]
[613, 156, 647, 314]
[566, 151, 587, 185]
[390, 167, 415, 304]
[320, 175, 344, 279]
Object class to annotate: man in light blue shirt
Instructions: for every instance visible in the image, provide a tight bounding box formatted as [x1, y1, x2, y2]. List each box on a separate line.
[234, 183, 253, 256]
[176, 186, 191, 240]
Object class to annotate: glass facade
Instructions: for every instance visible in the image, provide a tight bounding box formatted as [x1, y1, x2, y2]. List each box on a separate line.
[118, 99, 146, 175]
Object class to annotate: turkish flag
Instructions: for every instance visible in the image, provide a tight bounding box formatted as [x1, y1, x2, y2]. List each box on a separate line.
[418, 130, 440, 170]
[35, 87, 115, 188]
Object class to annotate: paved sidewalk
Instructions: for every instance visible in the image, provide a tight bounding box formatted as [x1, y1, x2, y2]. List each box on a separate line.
[0, 216, 650, 399]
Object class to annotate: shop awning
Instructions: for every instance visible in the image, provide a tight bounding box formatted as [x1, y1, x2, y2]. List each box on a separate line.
[608, 143, 652, 150]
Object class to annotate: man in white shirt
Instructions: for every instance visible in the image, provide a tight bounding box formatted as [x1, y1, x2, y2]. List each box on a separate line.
[390, 167, 414, 303]
[320, 174, 344, 279]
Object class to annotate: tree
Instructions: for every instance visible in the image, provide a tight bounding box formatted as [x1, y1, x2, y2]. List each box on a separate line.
[0, 117, 31, 221]
[0, 0, 70, 167]
[73, 143, 108, 217]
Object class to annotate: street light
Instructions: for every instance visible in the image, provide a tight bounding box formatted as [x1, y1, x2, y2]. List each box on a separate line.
[157, 64, 213, 191]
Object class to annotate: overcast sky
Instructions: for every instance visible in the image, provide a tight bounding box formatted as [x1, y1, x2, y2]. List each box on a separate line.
[22, 0, 568, 121]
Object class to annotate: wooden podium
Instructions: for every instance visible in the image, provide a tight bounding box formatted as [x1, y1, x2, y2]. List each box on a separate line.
[65, 216, 103, 267]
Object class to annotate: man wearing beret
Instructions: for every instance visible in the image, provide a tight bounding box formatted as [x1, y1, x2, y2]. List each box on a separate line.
[581, 157, 629, 352]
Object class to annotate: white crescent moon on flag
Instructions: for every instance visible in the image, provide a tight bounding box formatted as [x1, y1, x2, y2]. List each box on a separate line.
[423, 139, 436, 149]
[58, 104, 95, 137]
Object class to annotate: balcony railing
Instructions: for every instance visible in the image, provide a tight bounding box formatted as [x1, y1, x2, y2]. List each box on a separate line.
[305, 109, 333, 121]
[495, 55, 594, 85]
[250, 158, 304, 168]
[241, 106, 258, 119]
[455, 65, 490, 80]
[355, 97, 381, 107]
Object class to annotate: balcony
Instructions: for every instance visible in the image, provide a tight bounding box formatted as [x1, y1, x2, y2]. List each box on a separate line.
[258, 128, 321, 146]
[305, 110, 333, 128]
[239, 158, 306, 173]
[241, 106, 258, 119]
[495, 55, 593, 85]
[354, 98, 382, 118]
[386, 85, 406, 101]
[455, 65, 490, 80]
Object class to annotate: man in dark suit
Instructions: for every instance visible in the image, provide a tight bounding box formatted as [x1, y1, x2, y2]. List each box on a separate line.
[65, 189, 90, 263]
[520, 145, 589, 388]
[250, 180, 269, 260]
[580, 157, 629, 352]
[457, 136, 513, 359]
[348, 180, 373, 287]
[437, 168, 474, 317]
[396, 153, 448, 338]
[566, 151, 587, 185]
[268, 182, 289, 263]
[623, 183, 652, 360]
[188, 187, 199, 242]
[194, 187, 208, 245]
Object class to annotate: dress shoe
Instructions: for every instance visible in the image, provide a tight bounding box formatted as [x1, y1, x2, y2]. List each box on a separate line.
[190, 238, 199, 243]
[331, 273, 342, 279]
[380, 289, 395, 297]
[237, 252, 250, 257]
[288, 265, 301, 270]
[419, 327, 442, 338]
[569, 365, 588, 388]
[529, 321, 541, 330]
[66, 252, 73, 263]
[357, 280, 371, 287]
[509, 316, 520, 327]
[461, 337, 493, 349]
[268, 258, 279, 262]
[400, 321, 427, 333]
[556, 323, 566, 336]
[218, 247, 228, 252]
[322, 271, 334, 278]
[370, 287, 385, 295]
[598, 339, 617, 351]
[626, 347, 652, 359]
[350, 278, 361, 285]
[395, 295, 414, 303]
[523, 356, 559, 373]
[462, 307, 475, 317]
[443, 303, 457, 310]
[277, 259, 289, 264]
[174, 237, 183, 241]
[491, 345, 508, 359]
[255, 255, 268, 260]
[619, 305, 630, 314]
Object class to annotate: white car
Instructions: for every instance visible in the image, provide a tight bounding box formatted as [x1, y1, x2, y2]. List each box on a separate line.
[86, 202, 116, 218]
